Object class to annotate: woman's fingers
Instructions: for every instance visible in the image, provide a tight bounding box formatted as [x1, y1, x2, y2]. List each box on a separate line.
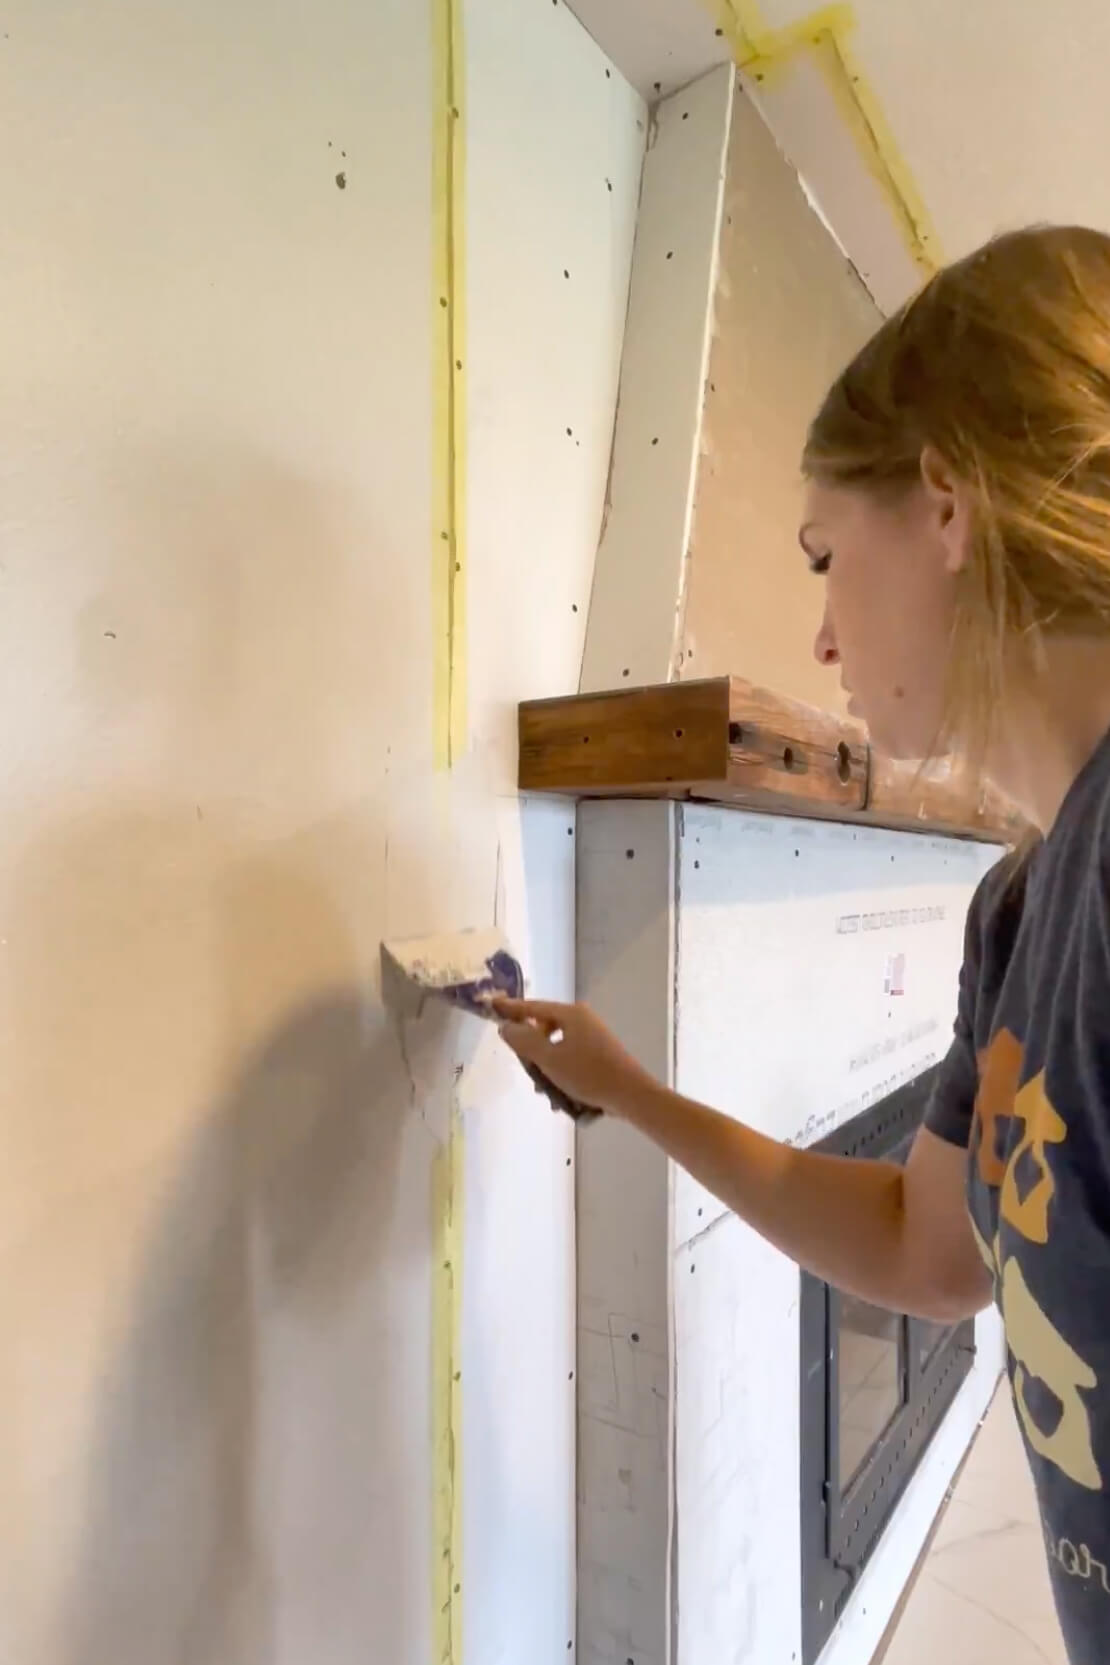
[489, 985, 569, 1012]
[491, 996, 571, 1024]
[497, 1019, 542, 1055]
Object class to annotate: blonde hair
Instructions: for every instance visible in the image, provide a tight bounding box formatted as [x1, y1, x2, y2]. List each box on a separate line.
[803, 224, 1110, 769]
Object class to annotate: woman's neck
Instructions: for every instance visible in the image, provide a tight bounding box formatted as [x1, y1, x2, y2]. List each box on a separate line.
[987, 637, 1110, 832]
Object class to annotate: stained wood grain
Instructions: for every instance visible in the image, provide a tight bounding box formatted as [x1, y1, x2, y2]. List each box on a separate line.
[518, 677, 1018, 843]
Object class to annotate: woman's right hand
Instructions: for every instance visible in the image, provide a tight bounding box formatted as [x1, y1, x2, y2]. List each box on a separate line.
[493, 997, 652, 1119]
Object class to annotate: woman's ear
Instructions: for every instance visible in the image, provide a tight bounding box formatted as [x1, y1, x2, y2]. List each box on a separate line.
[920, 445, 972, 575]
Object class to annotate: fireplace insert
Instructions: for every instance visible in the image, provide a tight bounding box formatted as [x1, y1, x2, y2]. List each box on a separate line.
[799, 1066, 976, 1664]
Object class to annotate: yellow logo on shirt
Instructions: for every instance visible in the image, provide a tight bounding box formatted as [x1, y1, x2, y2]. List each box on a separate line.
[972, 1030, 1102, 1492]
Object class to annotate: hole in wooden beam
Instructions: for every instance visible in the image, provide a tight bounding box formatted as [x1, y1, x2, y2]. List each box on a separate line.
[728, 721, 743, 745]
[782, 745, 796, 771]
[837, 741, 853, 784]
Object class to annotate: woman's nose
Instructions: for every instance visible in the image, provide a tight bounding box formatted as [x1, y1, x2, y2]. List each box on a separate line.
[814, 605, 839, 668]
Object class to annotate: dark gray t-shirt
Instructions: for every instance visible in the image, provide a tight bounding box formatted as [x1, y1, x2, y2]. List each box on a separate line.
[927, 731, 1110, 1664]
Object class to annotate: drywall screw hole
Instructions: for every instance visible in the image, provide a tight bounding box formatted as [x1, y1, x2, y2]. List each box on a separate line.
[682, 111, 689, 119]
[666, 251, 673, 260]
[626, 849, 635, 860]
[572, 603, 578, 613]
[651, 436, 659, 445]
[694, 860, 700, 870]
[622, 667, 630, 677]
[631, 1332, 640, 1343]
[837, 741, 852, 783]
[563, 268, 570, 279]
[783, 745, 796, 770]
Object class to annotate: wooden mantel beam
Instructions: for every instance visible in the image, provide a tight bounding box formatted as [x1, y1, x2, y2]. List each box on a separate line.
[518, 676, 1021, 844]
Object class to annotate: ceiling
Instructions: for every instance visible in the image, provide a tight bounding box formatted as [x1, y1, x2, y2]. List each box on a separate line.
[568, 0, 1110, 313]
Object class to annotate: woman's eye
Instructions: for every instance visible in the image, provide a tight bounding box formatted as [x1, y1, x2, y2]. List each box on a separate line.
[808, 552, 831, 576]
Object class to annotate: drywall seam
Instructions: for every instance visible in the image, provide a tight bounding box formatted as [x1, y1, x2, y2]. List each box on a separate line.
[431, 1103, 465, 1665]
[712, 0, 942, 280]
[432, 0, 468, 769]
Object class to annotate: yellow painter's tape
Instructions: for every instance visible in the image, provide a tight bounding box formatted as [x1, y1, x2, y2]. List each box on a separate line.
[432, 0, 467, 771]
[431, 1106, 464, 1664]
[711, 0, 942, 279]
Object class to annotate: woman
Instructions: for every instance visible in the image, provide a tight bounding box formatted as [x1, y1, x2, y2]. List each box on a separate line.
[497, 224, 1110, 1664]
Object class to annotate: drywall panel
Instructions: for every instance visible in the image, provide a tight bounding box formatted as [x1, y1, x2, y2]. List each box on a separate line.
[678, 87, 880, 703]
[581, 66, 733, 694]
[0, 2, 643, 1662]
[751, 0, 1110, 280]
[743, 58, 923, 317]
[460, 11, 644, 1658]
[576, 801, 1004, 1665]
[670, 807, 1004, 1665]
[576, 801, 676, 1665]
[567, 0, 732, 100]
[674, 1234, 1005, 1665]
[674, 807, 1002, 1247]
[674, 1220, 803, 1665]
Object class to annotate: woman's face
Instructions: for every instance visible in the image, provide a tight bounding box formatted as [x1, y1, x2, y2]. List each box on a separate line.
[801, 464, 969, 760]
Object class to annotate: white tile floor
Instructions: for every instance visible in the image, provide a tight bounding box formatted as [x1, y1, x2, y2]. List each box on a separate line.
[882, 1386, 1067, 1665]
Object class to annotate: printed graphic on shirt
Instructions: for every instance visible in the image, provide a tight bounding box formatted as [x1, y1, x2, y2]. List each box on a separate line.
[971, 1029, 1103, 1495]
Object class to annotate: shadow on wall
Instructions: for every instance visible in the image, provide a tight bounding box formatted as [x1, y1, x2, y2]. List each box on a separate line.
[9, 815, 430, 1665]
[0, 448, 455, 1664]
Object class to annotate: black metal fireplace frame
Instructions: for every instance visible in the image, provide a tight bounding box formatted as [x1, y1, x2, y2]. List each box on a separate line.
[799, 1066, 976, 1665]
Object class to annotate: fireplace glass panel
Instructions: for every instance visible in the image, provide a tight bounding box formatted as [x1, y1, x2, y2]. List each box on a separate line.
[837, 1295, 904, 1489]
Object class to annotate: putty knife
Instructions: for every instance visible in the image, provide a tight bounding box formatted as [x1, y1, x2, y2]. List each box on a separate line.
[380, 927, 601, 1123]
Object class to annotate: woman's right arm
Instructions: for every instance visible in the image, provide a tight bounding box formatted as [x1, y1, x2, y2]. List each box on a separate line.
[496, 998, 992, 1324]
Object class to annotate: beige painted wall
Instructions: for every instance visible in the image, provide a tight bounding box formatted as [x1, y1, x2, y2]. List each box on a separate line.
[0, 2, 643, 1660]
[678, 89, 880, 711]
